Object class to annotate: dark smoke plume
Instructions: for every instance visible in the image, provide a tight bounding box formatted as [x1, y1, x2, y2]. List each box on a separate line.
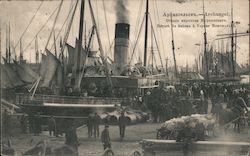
[172, 0, 194, 3]
[115, 0, 129, 23]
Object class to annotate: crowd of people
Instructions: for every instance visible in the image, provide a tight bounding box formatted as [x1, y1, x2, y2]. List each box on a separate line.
[145, 82, 249, 126]
[2, 80, 249, 155]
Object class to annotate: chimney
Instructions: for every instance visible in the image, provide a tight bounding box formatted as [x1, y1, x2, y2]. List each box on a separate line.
[114, 23, 130, 75]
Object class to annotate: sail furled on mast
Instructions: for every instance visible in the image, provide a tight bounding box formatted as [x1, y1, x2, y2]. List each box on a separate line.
[13, 60, 39, 84]
[72, 38, 87, 90]
[40, 49, 58, 87]
[1, 64, 14, 88]
[66, 39, 87, 73]
[39, 53, 47, 77]
[2, 63, 24, 88]
[66, 43, 75, 71]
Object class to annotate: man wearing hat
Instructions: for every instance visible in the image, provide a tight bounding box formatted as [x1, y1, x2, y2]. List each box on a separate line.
[101, 125, 111, 150]
[118, 111, 127, 140]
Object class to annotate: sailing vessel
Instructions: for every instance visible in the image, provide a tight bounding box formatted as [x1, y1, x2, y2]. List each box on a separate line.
[1, 0, 163, 128]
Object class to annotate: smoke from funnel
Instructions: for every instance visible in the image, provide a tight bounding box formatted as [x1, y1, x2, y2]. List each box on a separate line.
[171, 0, 193, 3]
[115, 0, 129, 23]
[176, 0, 186, 3]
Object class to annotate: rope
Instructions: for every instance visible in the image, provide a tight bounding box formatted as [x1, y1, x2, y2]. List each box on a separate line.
[49, 1, 75, 51]
[102, 0, 111, 54]
[60, 0, 79, 57]
[14, 1, 44, 49]
[154, 0, 166, 60]
[23, 5, 60, 52]
[129, 16, 145, 65]
[129, 0, 143, 63]
[223, 116, 241, 128]
[95, 0, 100, 30]
[44, 0, 64, 49]
[133, 0, 144, 41]
[149, 15, 164, 70]
[105, 39, 115, 61]
[129, 0, 144, 59]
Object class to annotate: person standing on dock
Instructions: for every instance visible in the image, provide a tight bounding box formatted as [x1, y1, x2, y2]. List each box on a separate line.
[33, 113, 42, 136]
[20, 114, 27, 134]
[101, 124, 111, 150]
[118, 112, 127, 141]
[48, 116, 56, 136]
[93, 113, 101, 138]
[87, 113, 93, 137]
[65, 125, 79, 155]
[3, 109, 11, 136]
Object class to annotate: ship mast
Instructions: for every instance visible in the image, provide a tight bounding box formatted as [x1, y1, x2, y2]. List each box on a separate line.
[88, 0, 113, 89]
[20, 38, 23, 62]
[6, 24, 8, 62]
[8, 21, 11, 63]
[234, 29, 237, 70]
[230, 0, 235, 77]
[170, 12, 178, 78]
[74, 0, 85, 91]
[143, 0, 149, 67]
[0, 23, 1, 65]
[35, 35, 39, 64]
[165, 58, 169, 78]
[151, 25, 154, 72]
[202, 0, 209, 81]
[53, 31, 57, 58]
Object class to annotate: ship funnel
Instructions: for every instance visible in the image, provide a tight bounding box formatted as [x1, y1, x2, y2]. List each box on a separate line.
[114, 23, 130, 75]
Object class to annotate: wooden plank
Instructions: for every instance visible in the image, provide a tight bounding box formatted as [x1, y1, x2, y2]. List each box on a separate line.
[140, 139, 250, 155]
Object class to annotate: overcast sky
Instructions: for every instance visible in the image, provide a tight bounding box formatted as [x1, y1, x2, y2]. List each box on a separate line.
[0, 0, 249, 67]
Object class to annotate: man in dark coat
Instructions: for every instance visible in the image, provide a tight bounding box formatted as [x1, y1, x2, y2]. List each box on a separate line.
[3, 110, 11, 136]
[65, 126, 79, 155]
[87, 114, 93, 137]
[101, 125, 111, 150]
[93, 113, 101, 138]
[20, 114, 27, 134]
[48, 116, 56, 136]
[118, 112, 127, 140]
[33, 114, 42, 136]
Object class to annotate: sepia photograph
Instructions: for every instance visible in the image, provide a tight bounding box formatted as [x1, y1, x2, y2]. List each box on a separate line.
[0, 0, 250, 155]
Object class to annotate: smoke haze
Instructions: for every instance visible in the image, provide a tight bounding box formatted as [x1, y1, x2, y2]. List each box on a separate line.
[115, 0, 129, 23]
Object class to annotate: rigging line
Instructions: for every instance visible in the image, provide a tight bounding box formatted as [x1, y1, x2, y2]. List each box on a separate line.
[88, 0, 113, 88]
[153, 51, 159, 71]
[149, 15, 164, 69]
[102, 0, 111, 52]
[105, 39, 115, 60]
[133, 0, 144, 41]
[14, 1, 44, 49]
[152, 0, 159, 44]
[60, 0, 79, 56]
[154, 0, 166, 59]
[45, 0, 64, 50]
[23, 5, 60, 52]
[49, 1, 75, 51]
[129, 17, 145, 65]
[129, 16, 146, 65]
[95, 0, 100, 30]
[128, 0, 143, 59]
[129, 0, 143, 58]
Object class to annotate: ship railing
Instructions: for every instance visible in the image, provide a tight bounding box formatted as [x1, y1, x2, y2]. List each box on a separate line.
[15, 93, 125, 106]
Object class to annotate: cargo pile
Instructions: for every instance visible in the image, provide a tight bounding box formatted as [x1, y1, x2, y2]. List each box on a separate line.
[157, 114, 216, 140]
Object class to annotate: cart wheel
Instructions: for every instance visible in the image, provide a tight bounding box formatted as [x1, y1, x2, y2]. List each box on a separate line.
[131, 150, 142, 156]
[103, 148, 114, 156]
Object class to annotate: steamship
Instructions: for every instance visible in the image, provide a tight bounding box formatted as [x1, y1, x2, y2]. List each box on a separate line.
[2, 0, 162, 123]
